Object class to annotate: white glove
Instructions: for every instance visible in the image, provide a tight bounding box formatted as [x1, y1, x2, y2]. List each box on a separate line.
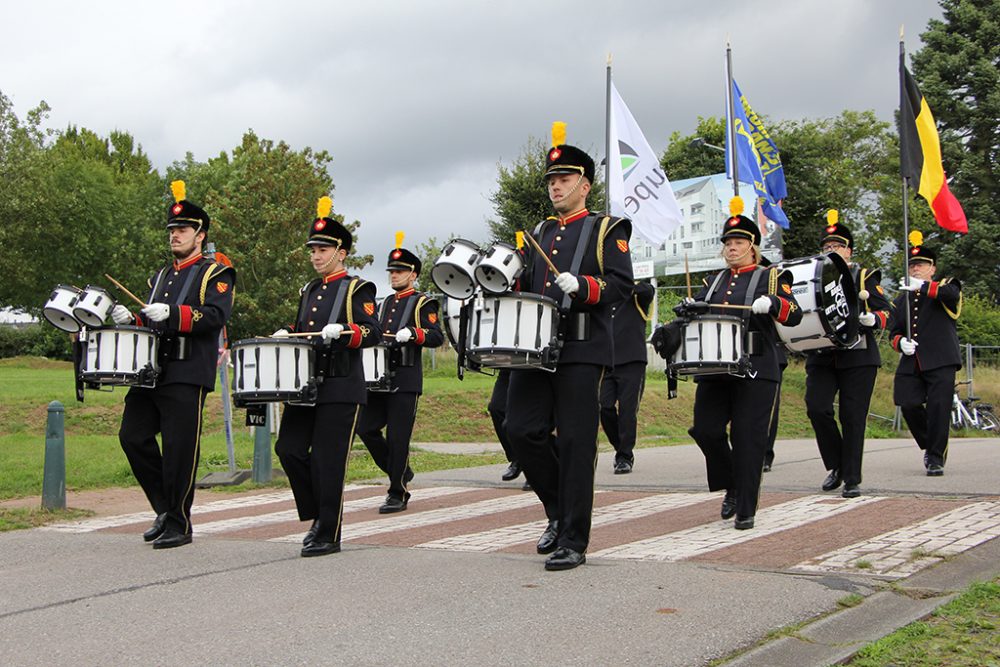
[394, 327, 413, 343]
[899, 337, 918, 356]
[321, 323, 344, 341]
[751, 295, 773, 315]
[858, 312, 877, 327]
[271, 329, 289, 338]
[111, 304, 132, 325]
[555, 272, 579, 295]
[141, 303, 170, 322]
[899, 277, 925, 292]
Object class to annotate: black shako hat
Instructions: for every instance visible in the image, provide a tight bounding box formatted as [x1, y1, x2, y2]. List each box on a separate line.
[306, 196, 353, 251]
[167, 180, 210, 233]
[907, 230, 936, 264]
[821, 209, 854, 249]
[386, 232, 421, 274]
[544, 121, 596, 183]
[719, 196, 761, 246]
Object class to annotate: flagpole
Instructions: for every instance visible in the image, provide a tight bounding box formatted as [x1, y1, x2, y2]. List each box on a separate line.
[605, 53, 613, 215]
[899, 26, 912, 338]
[725, 39, 740, 197]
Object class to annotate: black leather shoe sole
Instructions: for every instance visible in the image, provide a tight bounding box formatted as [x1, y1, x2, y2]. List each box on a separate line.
[536, 521, 559, 554]
[720, 493, 737, 520]
[926, 465, 944, 477]
[379, 496, 410, 514]
[301, 541, 341, 557]
[152, 531, 192, 549]
[143, 513, 168, 542]
[842, 485, 861, 498]
[544, 548, 586, 571]
[821, 470, 842, 492]
[734, 516, 755, 530]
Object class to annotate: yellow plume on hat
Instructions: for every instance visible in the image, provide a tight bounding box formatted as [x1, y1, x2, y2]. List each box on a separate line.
[826, 209, 838, 225]
[551, 121, 567, 148]
[908, 230, 924, 247]
[170, 180, 186, 203]
[395, 231, 404, 249]
[515, 231, 524, 250]
[316, 196, 332, 219]
[729, 196, 745, 217]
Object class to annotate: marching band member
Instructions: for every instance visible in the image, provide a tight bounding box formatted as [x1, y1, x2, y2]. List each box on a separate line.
[505, 123, 633, 571]
[600, 280, 655, 474]
[357, 235, 443, 513]
[489, 369, 526, 484]
[272, 197, 381, 556]
[888, 231, 962, 476]
[114, 181, 236, 549]
[805, 211, 892, 497]
[677, 197, 801, 529]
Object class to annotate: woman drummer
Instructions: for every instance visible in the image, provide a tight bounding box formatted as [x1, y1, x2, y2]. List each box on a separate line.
[681, 197, 802, 529]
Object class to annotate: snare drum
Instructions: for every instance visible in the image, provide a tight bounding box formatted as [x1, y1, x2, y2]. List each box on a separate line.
[362, 344, 392, 391]
[231, 338, 316, 406]
[73, 285, 116, 327]
[774, 253, 859, 352]
[466, 293, 560, 370]
[669, 315, 746, 376]
[441, 296, 466, 349]
[474, 242, 523, 294]
[43, 284, 83, 332]
[430, 239, 482, 299]
[80, 326, 160, 387]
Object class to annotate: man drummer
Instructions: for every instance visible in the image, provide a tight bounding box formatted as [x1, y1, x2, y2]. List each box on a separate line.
[505, 122, 633, 570]
[679, 196, 801, 529]
[600, 280, 655, 473]
[271, 197, 381, 556]
[112, 180, 236, 549]
[888, 231, 962, 476]
[357, 234, 443, 513]
[804, 210, 892, 497]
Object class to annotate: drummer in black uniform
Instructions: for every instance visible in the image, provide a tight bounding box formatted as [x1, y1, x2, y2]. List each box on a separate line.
[888, 231, 962, 476]
[600, 280, 655, 473]
[113, 180, 236, 549]
[505, 123, 634, 571]
[679, 197, 801, 529]
[271, 196, 381, 556]
[357, 234, 444, 513]
[805, 210, 892, 497]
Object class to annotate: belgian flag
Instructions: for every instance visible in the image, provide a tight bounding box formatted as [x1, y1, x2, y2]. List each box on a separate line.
[899, 65, 968, 233]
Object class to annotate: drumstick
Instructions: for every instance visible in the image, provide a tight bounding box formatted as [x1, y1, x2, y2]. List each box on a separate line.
[277, 332, 320, 338]
[382, 332, 397, 339]
[104, 274, 147, 308]
[684, 254, 692, 299]
[711, 303, 753, 310]
[520, 230, 560, 275]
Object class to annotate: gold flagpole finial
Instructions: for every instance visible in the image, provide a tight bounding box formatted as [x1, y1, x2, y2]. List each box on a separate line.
[607, 52, 613, 66]
[900, 24, 905, 40]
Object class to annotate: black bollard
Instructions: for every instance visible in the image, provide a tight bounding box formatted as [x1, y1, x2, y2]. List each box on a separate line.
[42, 400, 66, 510]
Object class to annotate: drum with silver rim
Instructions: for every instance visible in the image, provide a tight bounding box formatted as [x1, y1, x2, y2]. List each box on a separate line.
[231, 338, 317, 406]
[362, 344, 393, 392]
[431, 238, 482, 299]
[668, 314, 746, 377]
[73, 285, 116, 327]
[774, 253, 859, 352]
[474, 242, 523, 294]
[466, 293, 560, 370]
[80, 326, 160, 387]
[43, 284, 83, 332]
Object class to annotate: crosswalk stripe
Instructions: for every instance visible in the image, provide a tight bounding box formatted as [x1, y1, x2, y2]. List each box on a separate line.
[415, 491, 719, 553]
[792, 500, 1000, 579]
[591, 495, 885, 562]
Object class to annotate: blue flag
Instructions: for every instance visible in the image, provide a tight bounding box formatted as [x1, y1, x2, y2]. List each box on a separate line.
[725, 79, 789, 228]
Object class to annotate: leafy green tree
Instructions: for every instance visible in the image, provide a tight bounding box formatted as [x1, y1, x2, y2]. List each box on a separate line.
[660, 116, 727, 180]
[910, 0, 1000, 301]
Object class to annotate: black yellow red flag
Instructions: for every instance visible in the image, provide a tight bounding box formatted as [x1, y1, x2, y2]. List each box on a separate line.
[899, 65, 968, 234]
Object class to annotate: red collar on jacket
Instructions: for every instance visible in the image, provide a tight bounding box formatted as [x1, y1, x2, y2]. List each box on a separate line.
[173, 254, 202, 271]
[557, 208, 589, 225]
[322, 269, 348, 284]
[730, 263, 758, 276]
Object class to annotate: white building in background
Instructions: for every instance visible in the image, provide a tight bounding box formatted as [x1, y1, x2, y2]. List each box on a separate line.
[630, 172, 782, 276]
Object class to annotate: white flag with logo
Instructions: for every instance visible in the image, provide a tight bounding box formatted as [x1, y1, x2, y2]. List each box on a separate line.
[608, 82, 683, 246]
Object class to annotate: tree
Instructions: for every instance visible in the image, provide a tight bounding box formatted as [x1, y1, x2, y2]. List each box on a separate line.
[911, 0, 1000, 301]
[660, 116, 727, 180]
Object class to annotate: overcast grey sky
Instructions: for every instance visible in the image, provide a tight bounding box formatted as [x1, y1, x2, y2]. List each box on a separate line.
[1, 0, 944, 285]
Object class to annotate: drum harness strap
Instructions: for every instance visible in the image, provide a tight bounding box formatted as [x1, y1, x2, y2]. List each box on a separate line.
[702, 265, 766, 362]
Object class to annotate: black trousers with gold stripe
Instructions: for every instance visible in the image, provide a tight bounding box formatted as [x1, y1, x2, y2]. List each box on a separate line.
[276, 403, 360, 543]
[119, 383, 207, 535]
[357, 391, 419, 500]
[600, 361, 646, 464]
[689, 376, 779, 519]
[894, 364, 957, 468]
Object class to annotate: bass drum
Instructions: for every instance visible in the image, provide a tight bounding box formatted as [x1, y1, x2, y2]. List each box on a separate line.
[774, 252, 859, 352]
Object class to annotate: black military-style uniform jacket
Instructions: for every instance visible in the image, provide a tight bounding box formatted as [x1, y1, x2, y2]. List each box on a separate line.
[377, 287, 444, 394]
[288, 270, 381, 404]
[519, 209, 634, 367]
[134, 254, 236, 389]
[612, 281, 655, 367]
[888, 277, 962, 373]
[693, 263, 802, 382]
[807, 266, 893, 370]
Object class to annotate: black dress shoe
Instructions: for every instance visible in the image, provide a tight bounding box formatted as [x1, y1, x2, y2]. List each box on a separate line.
[300, 540, 341, 557]
[501, 461, 522, 481]
[143, 513, 168, 542]
[152, 528, 192, 549]
[536, 520, 559, 554]
[302, 520, 319, 546]
[720, 491, 737, 520]
[544, 547, 586, 571]
[522, 481, 532, 491]
[613, 460, 633, 474]
[379, 493, 410, 514]
[821, 469, 842, 492]
[842, 484, 861, 498]
[762, 462, 772, 472]
[926, 463, 944, 476]
[734, 515, 755, 530]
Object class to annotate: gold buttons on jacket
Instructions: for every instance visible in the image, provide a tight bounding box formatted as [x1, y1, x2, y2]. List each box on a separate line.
[552, 249, 559, 255]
